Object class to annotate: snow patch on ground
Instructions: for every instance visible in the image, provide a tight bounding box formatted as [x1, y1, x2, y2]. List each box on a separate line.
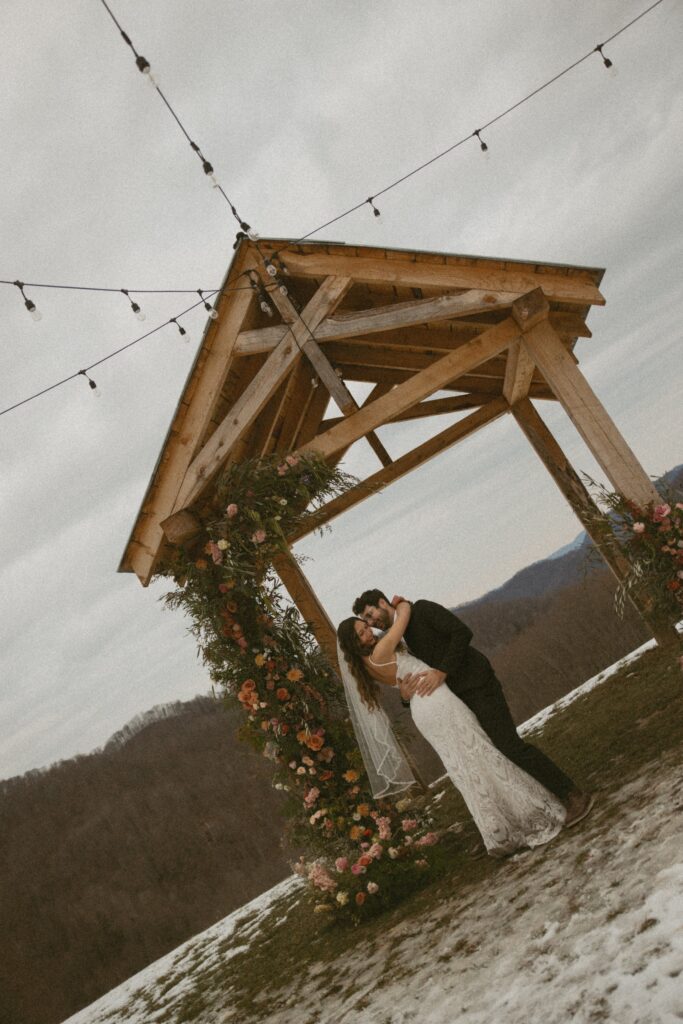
[63, 641, 683, 1024]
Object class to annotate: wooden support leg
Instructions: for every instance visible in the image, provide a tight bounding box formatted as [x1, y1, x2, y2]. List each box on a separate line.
[272, 547, 338, 666]
[520, 320, 660, 509]
[512, 398, 678, 646]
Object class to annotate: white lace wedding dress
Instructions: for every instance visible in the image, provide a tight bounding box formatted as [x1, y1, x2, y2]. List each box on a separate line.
[396, 649, 566, 855]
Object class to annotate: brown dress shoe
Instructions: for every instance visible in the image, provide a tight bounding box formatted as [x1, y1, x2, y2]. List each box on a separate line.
[563, 791, 595, 828]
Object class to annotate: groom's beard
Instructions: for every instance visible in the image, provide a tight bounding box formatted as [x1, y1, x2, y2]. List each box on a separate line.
[375, 608, 392, 630]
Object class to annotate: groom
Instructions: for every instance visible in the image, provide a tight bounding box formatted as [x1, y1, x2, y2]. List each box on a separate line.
[352, 589, 593, 827]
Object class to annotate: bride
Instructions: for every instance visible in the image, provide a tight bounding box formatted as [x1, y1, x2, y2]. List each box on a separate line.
[336, 601, 566, 858]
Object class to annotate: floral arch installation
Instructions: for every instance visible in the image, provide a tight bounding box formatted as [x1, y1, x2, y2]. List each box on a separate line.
[120, 239, 679, 915]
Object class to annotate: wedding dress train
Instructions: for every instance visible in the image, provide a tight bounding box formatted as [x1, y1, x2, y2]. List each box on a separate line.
[396, 649, 566, 855]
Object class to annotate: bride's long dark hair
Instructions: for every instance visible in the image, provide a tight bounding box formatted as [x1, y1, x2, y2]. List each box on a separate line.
[337, 617, 381, 711]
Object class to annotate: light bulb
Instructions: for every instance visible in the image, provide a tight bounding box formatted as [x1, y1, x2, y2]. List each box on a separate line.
[208, 307, 219, 321]
[26, 301, 42, 321]
[260, 300, 273, 317]
[135, 309, 146, 321]
[247, 230, 259, 241]
[265, 261, 277, 277]
[278, 284, 288, 296]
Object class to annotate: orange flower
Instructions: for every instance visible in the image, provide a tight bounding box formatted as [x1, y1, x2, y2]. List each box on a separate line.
[195, 559, 208, 570]
[307, 735, 324, 751]
[356, 804, 370, 817]
[254, 654, 266, 667]
[286, 668, 304, 682]
[280, 723, 290, 735]
[349, 825, 363, 841]
[355, 892, 366, 906]
[358, 855, 372, 868]
[276, 687, 290, 701]
[342, 769, 360, 783]
[241, 679, 256, 691]
[296, 730, 309, 745]
[260, 720, 270, 731]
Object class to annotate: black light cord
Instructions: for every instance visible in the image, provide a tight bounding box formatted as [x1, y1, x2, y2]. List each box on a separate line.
[0, 292, 217, 417]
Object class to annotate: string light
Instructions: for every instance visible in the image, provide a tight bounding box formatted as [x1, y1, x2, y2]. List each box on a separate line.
[13, 281, 42, 321]
[197, 289, 219, 319]
[121, 288, 145, 321]
[263, 259, 278, 278]
[78, 369, 100, 397]
[170, 317, 188, 341]
[248, 273, 274, 317]
[0, 291, 219, 418]
[594, 44, 616, 73]
[1, 0, 665, 420]
[473, 129, 489, 156]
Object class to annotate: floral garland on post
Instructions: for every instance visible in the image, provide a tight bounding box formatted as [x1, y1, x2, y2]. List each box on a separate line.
[160, 452, 440, 918]
[587, 481, 683, 661]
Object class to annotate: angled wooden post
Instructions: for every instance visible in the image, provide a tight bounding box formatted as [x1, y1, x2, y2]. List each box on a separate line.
[518, 315, 659, 509]
[511, 398, 677, 645]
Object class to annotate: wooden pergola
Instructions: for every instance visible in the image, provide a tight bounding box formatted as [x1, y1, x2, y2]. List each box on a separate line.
[119, 238, 672, 653]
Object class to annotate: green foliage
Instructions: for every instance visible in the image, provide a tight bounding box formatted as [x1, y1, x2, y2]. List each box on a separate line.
[586, 479, 683, 621]
[159, 452, 438, 919]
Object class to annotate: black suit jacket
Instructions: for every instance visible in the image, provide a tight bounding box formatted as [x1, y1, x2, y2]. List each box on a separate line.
[402, 599, 495, 698]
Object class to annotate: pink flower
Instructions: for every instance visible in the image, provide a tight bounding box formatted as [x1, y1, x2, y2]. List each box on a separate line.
[376, 816, 392, 840]
[416, 832, 440, 847]
[237, 637, 248, 650]
[334, 857, 349, 873]
[366, 881, 379, 894]
[632, 522, 646, 534]
[368, 843, 383, 859]
[277, 464, 288, 476]
[251, 529, 267, 544]
[304, 786, 320, 808]
[207, 541, 223, 564]
[401, 818, 418, 832]
[350, 863, 366, 875]
[285, 454, 299, 467]
[652, 503, 671, 522]
[226, 503, 239, 518]
[307, 862, 337, 892]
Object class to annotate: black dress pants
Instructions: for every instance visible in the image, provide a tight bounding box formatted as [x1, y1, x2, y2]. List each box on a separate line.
[453, 673, 576, 802]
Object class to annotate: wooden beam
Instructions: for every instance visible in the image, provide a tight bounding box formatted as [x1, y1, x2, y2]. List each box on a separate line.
[271, 364, 315, 454]
[172, 276, 352, 513]
[234, 289, 522, 356]
[272, 548, 338, 665]
[520, 320, 660, 508]
[503, 341, 537, 405]
[299, 318, 520, 461]
[512, 399, 677, 645]
[292, 383, 331, 448]
[262, 250, 606, 306]
[263, 278, 393, 469]
[318, 393, 489, 430]
[127, 275, 257, 584]
[290, 399, 509, 542]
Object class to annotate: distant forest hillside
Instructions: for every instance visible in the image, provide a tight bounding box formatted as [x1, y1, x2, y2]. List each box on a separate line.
[0, 699, 294, 1024]
[1, 465, 680, 1024]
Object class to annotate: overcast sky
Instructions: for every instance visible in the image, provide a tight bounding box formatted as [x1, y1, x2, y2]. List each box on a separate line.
[1, 0, 681, 780]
